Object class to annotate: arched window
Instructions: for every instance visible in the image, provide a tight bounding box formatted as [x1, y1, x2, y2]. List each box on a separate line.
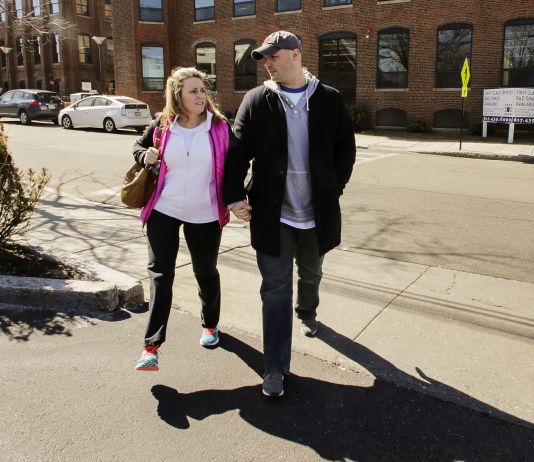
[106, 38, 114, 72]
[503, 19, 534, 87]
[51, 34, 61, 63]
[196, 42, 216, 90]
[141, 44, 165, 90]
[377, 27, 409, 88]
[16, 37, 23, 66]
[375, 108, 407, 127]
[436, 23, 472, 88]
[32, 36, 41, 65]
[319, 32, 356, 103]
[78, 34, 92, 64]
[234, 39, 256, 91]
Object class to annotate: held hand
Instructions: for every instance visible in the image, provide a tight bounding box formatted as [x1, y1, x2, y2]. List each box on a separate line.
[230, 200, 252, 222]
[144, 147, 160, 165]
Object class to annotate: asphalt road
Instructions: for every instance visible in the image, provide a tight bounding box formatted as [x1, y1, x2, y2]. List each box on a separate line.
[1, 306, 533, 461]
[5, 119, 534, 283]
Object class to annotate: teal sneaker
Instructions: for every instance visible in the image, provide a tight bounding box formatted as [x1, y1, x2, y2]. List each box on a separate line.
[135, 346, 159, 371]
[200, 327, 219, 347]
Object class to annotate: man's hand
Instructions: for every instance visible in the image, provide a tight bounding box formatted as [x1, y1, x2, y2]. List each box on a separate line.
[230, 200, 252, 222]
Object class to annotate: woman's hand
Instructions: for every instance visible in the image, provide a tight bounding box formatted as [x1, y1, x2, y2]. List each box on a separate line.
[230, 200, 252, 222]
[144, 147, 160, 165]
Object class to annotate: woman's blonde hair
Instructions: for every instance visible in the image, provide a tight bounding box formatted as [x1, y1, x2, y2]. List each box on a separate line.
[158, 67, 226, 126]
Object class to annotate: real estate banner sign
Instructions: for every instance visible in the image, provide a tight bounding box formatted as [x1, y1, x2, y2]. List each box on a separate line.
[483, 88, 534, 124]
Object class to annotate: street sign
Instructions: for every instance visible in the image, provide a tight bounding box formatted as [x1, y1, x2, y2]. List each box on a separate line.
[461, 58, 470, 98]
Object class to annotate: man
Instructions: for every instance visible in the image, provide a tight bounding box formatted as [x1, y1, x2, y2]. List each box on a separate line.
[224, 30, 356, 397]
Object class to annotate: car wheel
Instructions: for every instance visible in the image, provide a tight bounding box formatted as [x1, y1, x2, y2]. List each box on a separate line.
[19, 110, 31, 125]
[104, 118, 116, 133]
[61, 115, 73, 129]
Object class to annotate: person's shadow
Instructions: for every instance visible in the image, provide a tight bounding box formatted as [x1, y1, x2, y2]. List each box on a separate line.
[152, 326, 533, 461]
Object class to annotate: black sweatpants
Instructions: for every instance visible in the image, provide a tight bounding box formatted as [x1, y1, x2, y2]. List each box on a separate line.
[144, 209, 222, 347]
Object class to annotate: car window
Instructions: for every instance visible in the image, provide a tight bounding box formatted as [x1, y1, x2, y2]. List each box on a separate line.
[115, 98, 142, 105]
[77, 97, 95, 108]
[92, 97, 110, 107]
[12, 91, 25, 100]
[35, 92, 58, 102]
[0, 92, 13, 102]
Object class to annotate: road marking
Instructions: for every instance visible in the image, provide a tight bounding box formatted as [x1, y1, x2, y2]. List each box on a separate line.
[356, 153, 398, 164]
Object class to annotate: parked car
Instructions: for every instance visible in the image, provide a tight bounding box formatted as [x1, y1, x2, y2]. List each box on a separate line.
[58, 95, 152, 133]
[0, 89, 64, 125]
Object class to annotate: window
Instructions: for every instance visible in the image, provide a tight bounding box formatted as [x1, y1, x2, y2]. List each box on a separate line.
[51, 33, 61, 63]
[324, 0, 352, 6]
[141, 45, 164, 90]
[50, 0, 59, 14]
[32, 0, 41, 16]
[93, 97, 111, 107]
[105, 0, 112, 21]
[36, 79, 43, 89]
[503, 19, 534, 87]
[195, 0, 214, 21]
[76, 0, 89, 15]
[196, 43, 216, 90]
[18, 81, 25, 89]
[0, 0, 6, 22]
[377, 28, 409, 88]
[107, 38, 114, 71]
[233, 0, 255, 17]
[139, 0, 163, 22]
[0, 41, 6, 68]
[234, 40, 256, 90]
[78, 34, 92, 64]
[15, 0, 23, 18]
[78, 97, 95, 108]
[16, 37, 23, 66]
[436, 24, 472, 88]
[33, 36, 41, 65]
[319, 32, 356, 102]
[277, 0, 300, 11]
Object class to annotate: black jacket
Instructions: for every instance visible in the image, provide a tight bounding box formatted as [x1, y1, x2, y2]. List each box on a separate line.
[223, 83, 356, 257]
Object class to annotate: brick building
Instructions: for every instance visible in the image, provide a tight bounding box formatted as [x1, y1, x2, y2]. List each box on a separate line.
[0, 0, 113, 96]
[114, 1, 533, 128]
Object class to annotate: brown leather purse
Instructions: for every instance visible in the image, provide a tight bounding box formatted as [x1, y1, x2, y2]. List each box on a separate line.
[121, 129, 161, 209]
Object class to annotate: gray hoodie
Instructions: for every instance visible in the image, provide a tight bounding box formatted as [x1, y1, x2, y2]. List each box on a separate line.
[263, 70, 319, 229]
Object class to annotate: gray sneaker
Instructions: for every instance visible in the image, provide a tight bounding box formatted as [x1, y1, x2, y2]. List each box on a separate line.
[262, 372, 284, 397]
[300, 318, 318, 337]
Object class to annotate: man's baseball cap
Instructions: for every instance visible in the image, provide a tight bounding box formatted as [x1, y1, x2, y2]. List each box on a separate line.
[251, 31, 301, 61]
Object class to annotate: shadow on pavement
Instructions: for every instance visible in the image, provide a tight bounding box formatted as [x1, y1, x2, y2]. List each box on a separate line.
[0, 307, 132, 341]
[151, 332, 533, 461]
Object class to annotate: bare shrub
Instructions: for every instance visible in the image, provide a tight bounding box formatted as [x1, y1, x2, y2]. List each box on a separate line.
[0, 125, 50, 244]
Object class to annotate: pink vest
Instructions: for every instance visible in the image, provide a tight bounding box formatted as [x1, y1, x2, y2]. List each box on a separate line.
[140, 115, 230, 228]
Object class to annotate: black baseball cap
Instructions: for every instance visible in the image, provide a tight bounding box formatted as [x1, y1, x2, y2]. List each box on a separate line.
[251, 30, 302, 61]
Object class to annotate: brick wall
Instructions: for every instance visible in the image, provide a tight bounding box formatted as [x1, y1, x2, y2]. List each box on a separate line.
[0, 0, 113, 96]
[114, 0, 532, 127]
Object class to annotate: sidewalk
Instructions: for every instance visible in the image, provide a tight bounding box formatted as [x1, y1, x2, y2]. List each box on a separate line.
[356, 131, 534, 162]
[10, 189, 534, 429]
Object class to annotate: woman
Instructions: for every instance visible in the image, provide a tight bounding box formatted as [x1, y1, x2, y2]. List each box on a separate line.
[133, 67, 230, 371]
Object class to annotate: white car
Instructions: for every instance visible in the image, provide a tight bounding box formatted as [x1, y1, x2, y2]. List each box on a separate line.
[58, 95, 152, 133]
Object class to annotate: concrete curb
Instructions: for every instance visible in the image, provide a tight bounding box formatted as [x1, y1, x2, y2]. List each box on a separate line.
[356, 144, 534, 163]
[0, 239, 144, 311]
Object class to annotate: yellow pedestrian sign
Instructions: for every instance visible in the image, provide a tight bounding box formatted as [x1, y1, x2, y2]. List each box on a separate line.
[461, 58, 470, 97]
